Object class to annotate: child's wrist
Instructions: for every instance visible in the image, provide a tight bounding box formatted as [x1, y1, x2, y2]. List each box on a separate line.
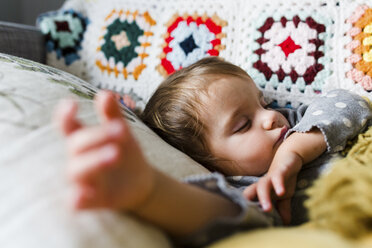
[121, 165, 157, 213]
[129, 166, 159, 213]
[283, 129, 326, 164]
[269, 149, 303, 174]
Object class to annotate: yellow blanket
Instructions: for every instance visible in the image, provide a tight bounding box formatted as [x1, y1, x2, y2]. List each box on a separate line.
[306, 125, 372, 239]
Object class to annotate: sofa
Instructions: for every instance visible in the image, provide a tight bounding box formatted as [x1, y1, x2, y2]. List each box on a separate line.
[1, 0, 372, 247]
[0, 21, 45, 63]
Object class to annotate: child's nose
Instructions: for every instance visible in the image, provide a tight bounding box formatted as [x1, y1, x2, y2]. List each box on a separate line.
[261, 110, 278, 130]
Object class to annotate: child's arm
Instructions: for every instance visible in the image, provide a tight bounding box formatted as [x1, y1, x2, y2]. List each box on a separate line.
[244, 128, 326, 224]
[135, 168, 241, 236]
[244, 89, 372, 224]
[54, 91, 240, 237]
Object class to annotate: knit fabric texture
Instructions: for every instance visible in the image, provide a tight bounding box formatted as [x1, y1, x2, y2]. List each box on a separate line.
[306, 124, 372, 239]
[37, 0, 372, 110]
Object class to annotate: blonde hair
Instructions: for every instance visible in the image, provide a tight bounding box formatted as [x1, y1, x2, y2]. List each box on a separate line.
[141, 57, 250, 170]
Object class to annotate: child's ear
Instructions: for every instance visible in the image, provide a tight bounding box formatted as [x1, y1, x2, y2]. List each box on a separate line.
[95, 90, 124, 122]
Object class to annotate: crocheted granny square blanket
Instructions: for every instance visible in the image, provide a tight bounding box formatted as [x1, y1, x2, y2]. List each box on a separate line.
[37, 0, 372, 110]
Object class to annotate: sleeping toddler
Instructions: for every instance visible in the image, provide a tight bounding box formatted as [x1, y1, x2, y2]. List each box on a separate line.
[55, 57, 372, 247]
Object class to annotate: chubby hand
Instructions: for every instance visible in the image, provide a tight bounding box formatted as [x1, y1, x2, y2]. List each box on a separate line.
[54, 90, 155, 211]
[243, 129, 326, 224]
[243, 149, 303, 224]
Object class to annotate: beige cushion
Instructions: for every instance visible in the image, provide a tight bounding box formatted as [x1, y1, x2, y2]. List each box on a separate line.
[0, 53, 208, 248]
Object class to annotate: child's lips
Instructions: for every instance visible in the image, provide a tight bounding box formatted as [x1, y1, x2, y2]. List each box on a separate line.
[276, 126, 289, 145]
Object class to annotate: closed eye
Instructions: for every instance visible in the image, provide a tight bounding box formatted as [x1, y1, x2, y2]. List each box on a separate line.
[233, 119, 251, 133]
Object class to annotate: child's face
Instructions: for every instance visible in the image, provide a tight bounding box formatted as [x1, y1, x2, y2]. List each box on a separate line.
[201, 76, 290, 176]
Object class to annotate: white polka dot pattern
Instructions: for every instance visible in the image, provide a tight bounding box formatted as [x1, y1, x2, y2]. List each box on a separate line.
[343, 118, 352, 127]
[321, 120, 331, 125]
[335, 102, 347, 108]
[312, 110, 323, 116]
[334, 145, 344, 152]
[361, 118, 367, 127]
[231, 176, 243, 181]
[359, 101, 368, 109]
[288, 89, 372, 153]
[326, 93, 337, 98]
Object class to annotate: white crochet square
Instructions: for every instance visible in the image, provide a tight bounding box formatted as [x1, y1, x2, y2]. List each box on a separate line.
[234, 0, 339, 107]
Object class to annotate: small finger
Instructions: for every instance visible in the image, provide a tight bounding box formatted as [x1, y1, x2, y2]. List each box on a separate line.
[54, 98, 83, 136]
[73, 185, 99, 210]
[67, 144, 120, 183]
[94, 91, 135, 147]
[67, 120, 124, 156]
[272, 174, 286, 197]
[277, 198, 292, 225]
[243, 184, 258, 201]
[257, 178, 273, 212]
[95, 90, 124, 122]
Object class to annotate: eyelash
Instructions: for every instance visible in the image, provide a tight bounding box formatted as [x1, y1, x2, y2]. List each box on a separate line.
[233, 97, 267, 134]
[234, 120, 251, 133]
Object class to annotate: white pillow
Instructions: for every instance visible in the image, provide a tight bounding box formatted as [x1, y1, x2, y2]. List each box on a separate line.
[0, 53, 208, 248]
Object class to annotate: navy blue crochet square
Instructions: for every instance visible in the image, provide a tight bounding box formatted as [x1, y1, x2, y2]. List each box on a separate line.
[37, 9, 89, 66]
